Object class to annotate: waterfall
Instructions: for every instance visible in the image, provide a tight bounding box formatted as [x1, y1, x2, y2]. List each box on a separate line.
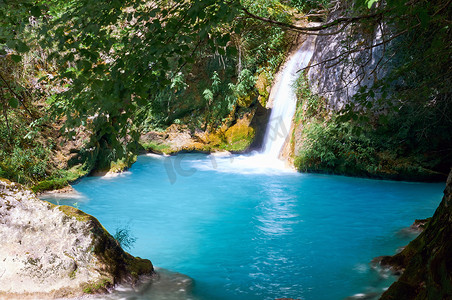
[198, 36, 316, 174]
[261, 35, 316, 159]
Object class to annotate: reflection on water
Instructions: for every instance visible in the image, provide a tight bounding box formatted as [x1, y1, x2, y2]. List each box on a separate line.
[256, 183, 301, 237]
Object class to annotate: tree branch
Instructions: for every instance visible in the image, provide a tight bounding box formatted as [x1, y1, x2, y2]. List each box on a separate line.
[0, 72, 35, 119]
[241, 6, 387, 33]
[297, 23, 419, 73]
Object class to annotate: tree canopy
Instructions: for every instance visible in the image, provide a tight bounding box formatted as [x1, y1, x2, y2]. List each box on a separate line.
[0, 0, 450, 179]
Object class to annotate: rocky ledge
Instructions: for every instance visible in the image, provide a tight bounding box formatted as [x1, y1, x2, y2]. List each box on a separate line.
[0, 179, 154, 299]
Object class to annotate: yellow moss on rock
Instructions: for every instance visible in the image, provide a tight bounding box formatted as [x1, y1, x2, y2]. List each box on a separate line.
[237, 91, 257, 108]
[58, 205, 92, 223]
[109, 156, 136, 173]
[256, 71, 270, 107]
[223, 118, 255, 152]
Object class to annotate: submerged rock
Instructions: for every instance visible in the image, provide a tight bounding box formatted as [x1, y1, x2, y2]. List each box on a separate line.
[0, 179, 154, 299]
[82, 268, 195, 300]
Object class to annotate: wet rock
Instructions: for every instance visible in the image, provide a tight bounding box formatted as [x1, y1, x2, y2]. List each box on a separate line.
[396, 218, 431, 239]
[409, 218, 430, 232]
[371, 256, 404, 277]
[379, 170, 452, 299]
[0, 179, 154, 299]
[249, 101, 271, 151]
[84, 268, 194, 300]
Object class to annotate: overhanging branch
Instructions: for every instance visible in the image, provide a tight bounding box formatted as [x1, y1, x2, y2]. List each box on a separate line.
[240, 6, 387, 34]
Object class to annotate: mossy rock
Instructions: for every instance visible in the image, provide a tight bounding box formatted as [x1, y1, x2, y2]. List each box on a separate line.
[222, 120, 255, 152]
[58, 205, 91, 222]
[140, 141, 174, 154]
[109, 156, 137, 173]
[256, 71, 270, 107]
[32, 178, 68, 193]
[0, 179, 154, 298]
[237, 91, 257, 108]
[31, 164, 90, 193]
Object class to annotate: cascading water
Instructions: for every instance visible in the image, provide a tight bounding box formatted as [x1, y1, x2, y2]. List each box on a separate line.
[261, 35, 316, 159]
[197, 35, 317, 174]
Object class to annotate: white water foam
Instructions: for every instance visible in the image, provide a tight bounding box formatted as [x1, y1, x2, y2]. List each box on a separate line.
[196, 152, 294, 175]
[261, 35, 316, 160]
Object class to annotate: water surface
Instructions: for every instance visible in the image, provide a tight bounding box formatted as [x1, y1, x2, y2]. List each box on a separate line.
[44, 154, 444, 300]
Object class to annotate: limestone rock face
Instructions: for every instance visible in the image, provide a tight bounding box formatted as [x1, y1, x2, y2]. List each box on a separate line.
[306, 5, 388, 110]
[0, 179, 153, 299]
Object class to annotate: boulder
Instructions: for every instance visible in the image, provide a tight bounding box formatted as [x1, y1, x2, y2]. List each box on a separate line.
[0, 179, 154, 299]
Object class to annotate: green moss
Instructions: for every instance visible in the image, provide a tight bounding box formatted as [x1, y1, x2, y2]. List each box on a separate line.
[58, 205, 91, 222]
[126, 256, 154, 279]
[31, 178, 68, 193]
[64, 164, 90, 181]
[220, 121, 255, 152]
[140, 141, 173, 154]
[82, 278, 112, 294]
[256, 71, 270, 107]
[109, 156, 136, 173]
[31, 164, 90, 193]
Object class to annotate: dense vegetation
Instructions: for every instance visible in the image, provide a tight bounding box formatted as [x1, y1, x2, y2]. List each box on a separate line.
[292, 0, 451, 181]
[293, 72, 449, 181]
[0, 0, 300, 188]
[1, 0, 450, 189]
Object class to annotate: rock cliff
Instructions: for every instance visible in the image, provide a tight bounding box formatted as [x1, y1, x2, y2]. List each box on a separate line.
[0, 179, 154, 299]
[306, 4, 387, 110]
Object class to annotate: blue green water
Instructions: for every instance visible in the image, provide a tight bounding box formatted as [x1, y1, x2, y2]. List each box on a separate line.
[45, 154, 444, 300]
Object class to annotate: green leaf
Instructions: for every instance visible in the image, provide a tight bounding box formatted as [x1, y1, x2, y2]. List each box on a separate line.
[226, 46, 237, 56]
[10, 54, 21, 62]
[8, 97, 19, 108]
[30, 6, 41, 18]
[367, 0, 378, 9]
[16, 40, 30, 53]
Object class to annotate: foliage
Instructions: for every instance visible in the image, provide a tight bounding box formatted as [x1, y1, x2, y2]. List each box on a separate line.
[293, 73, 446, 181]
[294, 71, 326, 122]
[0, 0, 299, 177]
[289, 0, 330, 12]
[222, 120, 255, 151]
[294, 117, 443, 180]
[0, 89, 54, 185]
[229, 69, 256, 107]
[1, 0, 448, 184]
[32, 0, 242, 167]
[334, 0, 452, 177]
